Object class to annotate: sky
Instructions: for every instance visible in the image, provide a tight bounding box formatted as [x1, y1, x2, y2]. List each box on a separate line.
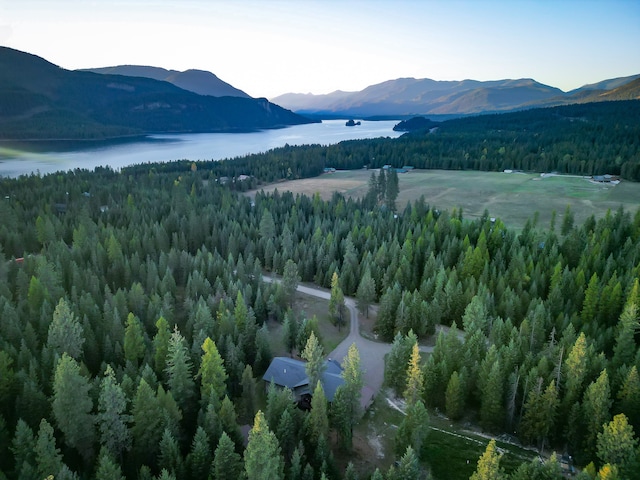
[1, 0, 639, 99]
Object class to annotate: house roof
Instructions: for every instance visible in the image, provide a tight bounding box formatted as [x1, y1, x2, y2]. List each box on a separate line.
[262, 356, 345, 401]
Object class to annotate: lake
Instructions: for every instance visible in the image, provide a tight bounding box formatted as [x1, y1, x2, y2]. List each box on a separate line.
[0, 120, 403, 178]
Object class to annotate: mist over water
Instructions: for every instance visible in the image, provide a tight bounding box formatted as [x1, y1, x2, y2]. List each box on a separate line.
[0, 120, 402, 178]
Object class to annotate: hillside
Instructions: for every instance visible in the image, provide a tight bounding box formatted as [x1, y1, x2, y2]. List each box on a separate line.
[272, 74, 640, 117]
[83, 65, 251, 98]
[0, 47, 314, 140]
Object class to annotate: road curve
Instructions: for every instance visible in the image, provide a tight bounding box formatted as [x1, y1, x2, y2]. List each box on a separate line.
[264, 275, 415, 395]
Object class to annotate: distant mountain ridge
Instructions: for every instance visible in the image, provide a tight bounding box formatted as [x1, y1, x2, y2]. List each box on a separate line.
[272, 74, 640, 117]
[83, 65, 251, 98]
[0, 47, 314, 140]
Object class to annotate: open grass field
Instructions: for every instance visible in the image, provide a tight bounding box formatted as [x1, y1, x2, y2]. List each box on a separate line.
[347, 395, 539, 480]
[248, 169, 640, 232]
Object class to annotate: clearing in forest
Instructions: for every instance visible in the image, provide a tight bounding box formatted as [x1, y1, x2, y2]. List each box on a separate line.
[247, 169, 640, 232]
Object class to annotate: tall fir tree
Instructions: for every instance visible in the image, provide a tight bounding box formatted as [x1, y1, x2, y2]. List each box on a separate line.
[97, 365, 131, 460]
[52, 353, 96, 464]
[244, 410, 285, 480]
[302, 332, 325, 392]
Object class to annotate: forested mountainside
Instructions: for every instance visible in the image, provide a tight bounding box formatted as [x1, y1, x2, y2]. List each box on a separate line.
[0, 47, 314, 140]
[0, 148, 639, 479]
[83, 66, 251, 99]
[134, 100, 640, 183]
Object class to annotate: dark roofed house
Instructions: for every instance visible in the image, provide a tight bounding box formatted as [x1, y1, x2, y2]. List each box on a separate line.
[262, 357, 345, 402]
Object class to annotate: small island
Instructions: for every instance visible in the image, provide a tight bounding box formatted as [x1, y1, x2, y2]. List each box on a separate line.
[393, 116, 439, 132]
[345, 119, 361, 126]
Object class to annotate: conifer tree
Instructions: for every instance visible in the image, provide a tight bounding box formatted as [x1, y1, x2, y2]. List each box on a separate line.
[329, 272, 346, 329]
[97, 365, 131, 460]
[52, 353, 95, 464]
[470, 439, 505, 480]
[124, 312, 145, 365]
[404, 343, 424, 407]
[153, 316, 171, 377]
[480, 359, 504, 432]
[165, 326, 195, 411]
[158, 428, 183, 479]
[186, 426, 210, 480]
[583, 369, 613, 460]
[356, 267, 376, 318]
[244, 410, 285, 480]
[95, 450, 125, 480]
[617, 365, 640, 433]
[34, 418, 63, 479]
[131, 378, 163, 467]
[302, 332, 325, 392]
[395, 400, 429, 457]
[214, 431, 245, 480]
[282, 259, 301, 305]
[597, 413, 638, 478]
[198, 337, 228, 405]
[47, 298, 85, 360]
[445, 370, 465, 420]
[385, 330, 416, 396]
[306, 381, 329, 442]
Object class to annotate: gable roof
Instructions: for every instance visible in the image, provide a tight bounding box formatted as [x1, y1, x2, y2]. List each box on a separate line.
[262, 356, 345, 401]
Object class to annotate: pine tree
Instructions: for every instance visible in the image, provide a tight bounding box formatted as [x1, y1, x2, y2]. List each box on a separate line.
[97, 365, 131, 459]
[583, 369, 612, 460]
[597, 413, 638, 478]
[219, 395, 244, 451]
[34, 419, 63, 479]
[480, 359, 504, 432]
[356, 268, 376, 318]
[244, 410, 285, 480]
[617, 365, 640, 433]
[124, 313, 145, 365]
[329, 271, 346, 329]
[11, 419, 35, 478]
[198, 337, 228, 405]
[131, 378, 163, 467]
[519, 379, 559, 451]
[332, 344, 363, 450]
[165, 326, 195, 411]
[305, 381, 329, 442]
[240, 364, 257, 423]
[47, 298, 85, 360]
[385, 331, 416, 396]
[395, 400, 429, 457]
[611, 303, 638, 371]
[158, 428, 183, 479]
[445, 370, 465, 420]
[470, 439, 505, 480]
[302, 332, 325, 392]
[214, 431, 245, 480]
[95, 450, 125, 480]
[186, 426, 210, 480]
[52, 353, 96, 464]
[282, 259, 301, 305]
[153, 316, 171, 377]
[404, 343, 423, 407]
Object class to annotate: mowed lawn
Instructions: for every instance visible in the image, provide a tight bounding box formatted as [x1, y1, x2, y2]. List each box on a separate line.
[247, 169, 640, 232]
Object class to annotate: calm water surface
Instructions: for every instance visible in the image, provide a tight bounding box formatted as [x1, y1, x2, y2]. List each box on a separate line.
[0, 120, 402, 178]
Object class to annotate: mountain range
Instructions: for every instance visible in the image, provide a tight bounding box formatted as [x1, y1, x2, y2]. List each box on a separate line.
[0, 47, 314, 140]
[82, 65, 251, 99]
[271, 75, 640, 117]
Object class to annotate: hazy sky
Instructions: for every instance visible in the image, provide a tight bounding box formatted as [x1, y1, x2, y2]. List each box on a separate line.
[1, 0, 639, 98]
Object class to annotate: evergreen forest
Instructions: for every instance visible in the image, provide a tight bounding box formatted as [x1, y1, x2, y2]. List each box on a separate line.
[0, 100, 640, 480]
